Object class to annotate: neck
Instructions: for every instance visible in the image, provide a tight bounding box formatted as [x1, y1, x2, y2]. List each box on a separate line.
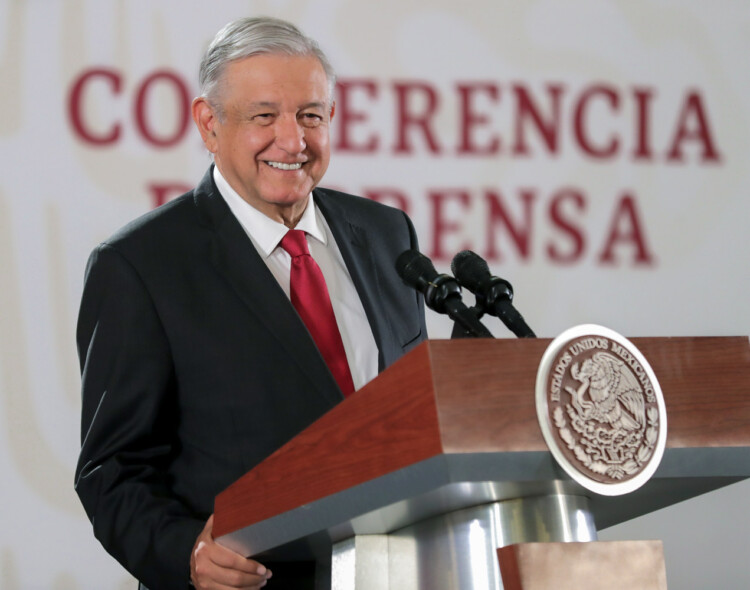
[276, 200, 308, 229]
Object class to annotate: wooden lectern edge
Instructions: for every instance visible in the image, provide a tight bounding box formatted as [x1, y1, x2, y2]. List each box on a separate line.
[213, 341, 445, 538]
[214, 336, 750, 543]
[214, 446, 747, 558]
[215, 338, 562, 537]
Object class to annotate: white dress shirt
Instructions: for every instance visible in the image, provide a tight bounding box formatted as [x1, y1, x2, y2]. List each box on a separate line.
[213, 166, 379, 391]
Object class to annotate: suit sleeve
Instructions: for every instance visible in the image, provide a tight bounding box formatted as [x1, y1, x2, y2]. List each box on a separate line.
[75, 243, 202, 589]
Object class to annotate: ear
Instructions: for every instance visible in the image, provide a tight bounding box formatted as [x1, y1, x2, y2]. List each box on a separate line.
[329, 100, 336, 121]
[192, 97, 219, 153]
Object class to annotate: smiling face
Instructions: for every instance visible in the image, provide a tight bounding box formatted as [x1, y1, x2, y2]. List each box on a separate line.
[192, 54, 334, 226]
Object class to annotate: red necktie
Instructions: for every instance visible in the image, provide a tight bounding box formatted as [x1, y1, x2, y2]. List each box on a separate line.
[280, 229, 355, 397]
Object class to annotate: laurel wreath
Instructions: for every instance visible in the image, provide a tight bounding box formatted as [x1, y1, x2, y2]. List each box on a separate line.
[553, 405, 659, 480]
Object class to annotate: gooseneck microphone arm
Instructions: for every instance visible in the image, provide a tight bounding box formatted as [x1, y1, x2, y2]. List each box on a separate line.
[451, 250, 536, 338]
[396, 250, 494, 339]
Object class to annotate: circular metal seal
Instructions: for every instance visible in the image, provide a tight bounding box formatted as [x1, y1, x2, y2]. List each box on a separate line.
[536, 325, 667, 496]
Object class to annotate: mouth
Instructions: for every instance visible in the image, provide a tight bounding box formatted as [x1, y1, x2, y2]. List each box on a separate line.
[264, 161, 304, 171]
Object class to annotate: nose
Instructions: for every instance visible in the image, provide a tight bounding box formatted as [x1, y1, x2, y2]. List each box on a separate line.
[274, 114, 306, 154]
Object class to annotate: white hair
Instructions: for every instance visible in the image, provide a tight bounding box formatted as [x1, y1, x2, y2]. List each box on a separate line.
[199, 16, 336, 109]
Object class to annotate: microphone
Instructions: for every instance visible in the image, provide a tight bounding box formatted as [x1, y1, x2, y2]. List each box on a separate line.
[451, 250, 536, 338]
[396, 250, 494, 338]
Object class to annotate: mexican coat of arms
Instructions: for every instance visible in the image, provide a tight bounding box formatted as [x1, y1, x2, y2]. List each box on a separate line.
[536, 325, 667, 495]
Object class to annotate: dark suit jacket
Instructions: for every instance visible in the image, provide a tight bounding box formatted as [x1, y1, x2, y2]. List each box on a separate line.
[74, 168, 427, 589]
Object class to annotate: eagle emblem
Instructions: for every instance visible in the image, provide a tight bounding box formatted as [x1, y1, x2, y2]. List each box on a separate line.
[536, 326, 667, 495]
[568, 352, 645, 433]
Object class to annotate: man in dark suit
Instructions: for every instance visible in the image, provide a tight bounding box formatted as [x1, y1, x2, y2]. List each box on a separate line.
[74, 17, 426, 590]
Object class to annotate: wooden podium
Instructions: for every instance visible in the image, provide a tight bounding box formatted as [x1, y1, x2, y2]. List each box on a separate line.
[213, 337, 750, 589]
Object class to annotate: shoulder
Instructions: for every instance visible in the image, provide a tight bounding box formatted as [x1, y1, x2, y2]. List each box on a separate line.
[80, 192, 199, 290]
[314, 186, 413, 228]
[107, 192, 196, 247]
[96, 171, 228, 265]
[314, 186, 397, 211]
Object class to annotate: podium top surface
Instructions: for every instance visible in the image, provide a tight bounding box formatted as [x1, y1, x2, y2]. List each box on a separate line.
[213, 336, 750, 559]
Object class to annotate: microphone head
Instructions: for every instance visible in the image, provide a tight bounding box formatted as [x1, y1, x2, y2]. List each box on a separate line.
[397, 250, 465, 313]
[451, 250, 513, 303]
[396, 249, 437, 291]
[451, 250, 491, 292]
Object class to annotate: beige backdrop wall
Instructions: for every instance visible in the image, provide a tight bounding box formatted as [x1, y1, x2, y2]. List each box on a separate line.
[1, 1, 748, 588]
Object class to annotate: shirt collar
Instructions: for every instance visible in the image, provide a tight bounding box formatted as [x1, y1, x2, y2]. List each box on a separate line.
[213, 166, 328, 258]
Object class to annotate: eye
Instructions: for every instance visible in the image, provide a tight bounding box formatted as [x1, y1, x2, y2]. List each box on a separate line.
[299, 113, 323, 128]
[252, 113, 275, 125]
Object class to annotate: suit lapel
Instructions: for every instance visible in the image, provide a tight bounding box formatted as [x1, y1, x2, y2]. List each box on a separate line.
[192, 169, 344, 407]
[315, 190, 398, 372]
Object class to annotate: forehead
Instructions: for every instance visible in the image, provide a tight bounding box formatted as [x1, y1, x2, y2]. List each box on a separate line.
[219, 54, 330, 104]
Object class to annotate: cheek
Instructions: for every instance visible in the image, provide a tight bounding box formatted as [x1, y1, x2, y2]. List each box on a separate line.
[309, 131, 331, 160]
[236, 128, 272, 154]
[304, 123, 328, 143]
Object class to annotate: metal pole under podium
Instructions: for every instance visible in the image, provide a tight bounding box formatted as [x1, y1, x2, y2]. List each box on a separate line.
[331, 493, 596, 590]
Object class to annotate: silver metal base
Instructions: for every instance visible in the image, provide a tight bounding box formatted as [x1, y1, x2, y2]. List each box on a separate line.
[331, 493, 596, 590]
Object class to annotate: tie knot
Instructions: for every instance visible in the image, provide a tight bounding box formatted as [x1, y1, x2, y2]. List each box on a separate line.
[280, 229, 310, 258]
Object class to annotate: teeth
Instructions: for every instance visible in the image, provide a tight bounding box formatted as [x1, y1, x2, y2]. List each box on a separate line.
[267, 161, 302, 171]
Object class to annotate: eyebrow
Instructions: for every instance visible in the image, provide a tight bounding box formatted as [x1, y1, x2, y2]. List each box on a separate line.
[242, 101, 329, 111]
[299, 101, 329, 110]
[239, 101, 278, 111]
